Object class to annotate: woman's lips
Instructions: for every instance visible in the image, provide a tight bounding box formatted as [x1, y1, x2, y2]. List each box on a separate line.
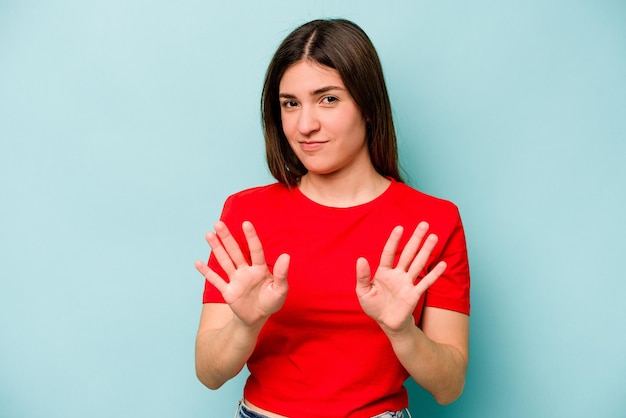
[299, 140, 328, 152]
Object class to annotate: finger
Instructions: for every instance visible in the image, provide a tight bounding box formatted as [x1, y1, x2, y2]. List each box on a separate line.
[271, 253, 290, 290]
[242, 221, 267, 266]
[378, 226, 404, 269]
[205, 230, 236, 276]
[407, 233, 439, 279]
[194, 259, 229, 294]
[355, 257, 372, 296]
[415, 261, 447, 294]
[214, 221, 249, 267]
[396, 222, 429, 271]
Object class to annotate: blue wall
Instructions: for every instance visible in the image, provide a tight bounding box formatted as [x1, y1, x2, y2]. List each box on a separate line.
[1, 1, 624, 417]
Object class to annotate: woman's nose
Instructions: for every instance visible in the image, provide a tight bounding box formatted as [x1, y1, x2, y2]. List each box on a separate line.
[297, 107, 321, 136]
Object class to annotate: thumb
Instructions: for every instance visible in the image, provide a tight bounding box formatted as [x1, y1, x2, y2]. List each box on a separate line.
[272, 253, 290, 286]
[355, 257, 372, 295]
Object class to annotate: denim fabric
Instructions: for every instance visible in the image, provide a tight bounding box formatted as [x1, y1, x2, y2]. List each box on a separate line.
[235, 400, 273, 418]
[234, 400, 410, 418]
[372, 410, 408, 418]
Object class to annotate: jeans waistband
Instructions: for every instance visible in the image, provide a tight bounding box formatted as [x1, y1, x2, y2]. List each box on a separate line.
[234, 400, 410, 418]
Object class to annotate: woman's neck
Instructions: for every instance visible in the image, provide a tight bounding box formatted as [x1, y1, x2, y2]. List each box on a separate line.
[298, 168, 391, 208]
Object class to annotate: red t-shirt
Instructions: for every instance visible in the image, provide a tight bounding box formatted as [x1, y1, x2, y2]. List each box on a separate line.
[203, 180, 470, 417]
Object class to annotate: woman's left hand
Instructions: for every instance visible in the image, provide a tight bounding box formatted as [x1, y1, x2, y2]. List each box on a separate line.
[356, 222, 447, 334]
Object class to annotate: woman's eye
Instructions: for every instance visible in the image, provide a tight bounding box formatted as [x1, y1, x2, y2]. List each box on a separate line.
[282, 100, 298, 108]
[322, 96, 338, 104]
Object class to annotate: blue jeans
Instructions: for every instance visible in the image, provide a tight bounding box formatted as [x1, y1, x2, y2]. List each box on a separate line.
[234, 400, 410, 418]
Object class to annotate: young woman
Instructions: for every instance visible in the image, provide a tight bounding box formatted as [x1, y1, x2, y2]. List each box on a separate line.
[195, 19, 470, 418]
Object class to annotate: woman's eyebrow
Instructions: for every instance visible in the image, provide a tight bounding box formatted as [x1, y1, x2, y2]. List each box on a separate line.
[279, 86, 345, 99]
[311, 86, 344, 95]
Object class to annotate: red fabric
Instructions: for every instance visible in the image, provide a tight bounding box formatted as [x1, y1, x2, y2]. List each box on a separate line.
[203, 180, 470, 418]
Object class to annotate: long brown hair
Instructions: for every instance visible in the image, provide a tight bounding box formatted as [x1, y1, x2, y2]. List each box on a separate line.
[262, 19, 402, 186]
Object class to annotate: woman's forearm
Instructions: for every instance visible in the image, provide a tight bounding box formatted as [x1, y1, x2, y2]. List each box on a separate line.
[385, 322, 468, 405]
[195, 316, 265, 390]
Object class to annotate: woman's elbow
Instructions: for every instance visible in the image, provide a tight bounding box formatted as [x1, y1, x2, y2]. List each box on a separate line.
[196, 367, 226, 390]
[433, 379, 465, 405]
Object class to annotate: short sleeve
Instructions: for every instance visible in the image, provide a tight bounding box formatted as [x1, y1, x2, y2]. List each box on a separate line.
[423, 208, 470, 315]
[202, 195, 242, 304]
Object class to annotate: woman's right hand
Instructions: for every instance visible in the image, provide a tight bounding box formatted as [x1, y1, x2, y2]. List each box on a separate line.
[195, 220, 290, 329]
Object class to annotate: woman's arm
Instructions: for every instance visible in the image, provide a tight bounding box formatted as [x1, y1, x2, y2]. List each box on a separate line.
[385, 307, 468, 404]
[194, 221, 290, 389]
[356, 222, 468, 404]
[195, 303, 264, 389]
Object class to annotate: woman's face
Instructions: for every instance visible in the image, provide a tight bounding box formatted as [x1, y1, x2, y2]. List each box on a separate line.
[278, 60, 370, 179]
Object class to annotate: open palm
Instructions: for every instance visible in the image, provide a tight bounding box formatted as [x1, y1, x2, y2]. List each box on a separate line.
[195, 220, 290, 327]
[356, 222, 447, 333]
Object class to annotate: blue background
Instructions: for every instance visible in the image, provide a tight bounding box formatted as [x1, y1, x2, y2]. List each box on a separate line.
[1, 1, 625, 417]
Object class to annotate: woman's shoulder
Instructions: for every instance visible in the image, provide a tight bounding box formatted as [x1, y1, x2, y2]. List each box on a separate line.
[391, 181, 459, 213]
[218, 183, 291, 224]
[226, 182, 289, 201]
[221, 182, 291, 215]
[387, 181, 464, 237]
